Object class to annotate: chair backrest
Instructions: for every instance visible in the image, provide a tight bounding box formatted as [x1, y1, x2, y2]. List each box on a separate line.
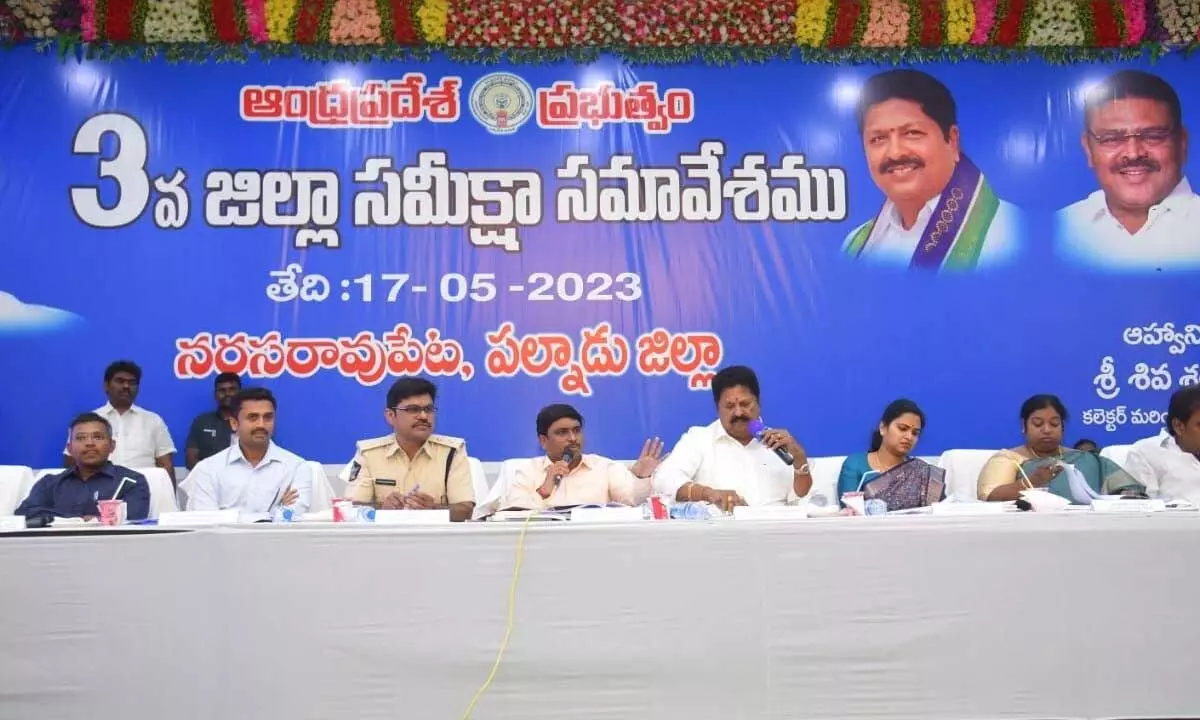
[937, 449, 999, 502]
[307, 461, 335, 513]
[0, 465, 35, 516]
[130, 467, 179, 519]
[467, 457, 489, 504]
[1099, 444, 1133, 470]
[804, 456, 845, 503]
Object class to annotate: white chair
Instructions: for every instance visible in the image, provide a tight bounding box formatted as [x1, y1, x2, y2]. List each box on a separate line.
[307, 461, 334, 513]
[132, 467, 179, 519]
[1100, 444, 1133, 470]
[0, 465, 35, 516]
[803, 456, 845, 503]
[937, 449, 999, 502]
[472, 458, 536, 518]
[467, 457, 489, 504]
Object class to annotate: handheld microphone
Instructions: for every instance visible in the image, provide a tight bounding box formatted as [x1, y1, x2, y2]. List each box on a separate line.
[747, 417, 794, 466]
[555, 449, 577, 485]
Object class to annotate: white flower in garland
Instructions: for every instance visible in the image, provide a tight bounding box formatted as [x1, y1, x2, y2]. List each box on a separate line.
[1025, 0, 1085, 46]
[1157, 0, 1200, 44]
[6, 0, 56, 38]
[143, 0, 207, 43]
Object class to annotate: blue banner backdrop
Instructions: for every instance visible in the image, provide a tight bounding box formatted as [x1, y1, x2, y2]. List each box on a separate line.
[0, 48, 1196, 466]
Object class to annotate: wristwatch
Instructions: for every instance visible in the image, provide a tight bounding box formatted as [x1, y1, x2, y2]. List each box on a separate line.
[794, 462, 811, 476]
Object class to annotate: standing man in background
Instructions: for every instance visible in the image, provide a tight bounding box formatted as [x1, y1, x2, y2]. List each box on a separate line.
[342, 378, 475, 522]
[65, 360, 175, 482]
[185, 372, 241, 468]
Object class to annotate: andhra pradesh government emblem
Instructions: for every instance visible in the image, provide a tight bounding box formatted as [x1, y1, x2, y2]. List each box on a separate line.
[469, 72, 534, 135]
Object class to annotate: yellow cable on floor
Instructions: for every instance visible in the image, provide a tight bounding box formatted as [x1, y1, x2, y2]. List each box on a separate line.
[460, 510, 535, 719]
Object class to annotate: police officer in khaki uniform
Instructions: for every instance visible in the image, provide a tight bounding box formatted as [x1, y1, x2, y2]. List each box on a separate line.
[343, 378, 475, 522]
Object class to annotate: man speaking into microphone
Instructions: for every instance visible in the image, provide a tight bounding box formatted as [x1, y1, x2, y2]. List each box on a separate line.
[500, 404, 665, 510]
[655, 365, 813, 512]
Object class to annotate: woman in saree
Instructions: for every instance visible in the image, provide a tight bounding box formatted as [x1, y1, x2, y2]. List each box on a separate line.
[977, 394, 1145, 502]
[837, 399, 945, 509]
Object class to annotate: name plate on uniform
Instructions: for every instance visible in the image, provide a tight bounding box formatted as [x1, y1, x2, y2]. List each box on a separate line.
[732, 505, 809, 521]
[374, 509, 450, 525]
[569, 506, 645, 523]
[158, 510, 239, 526]
[1090, 499, 1166, 513]
[0, 515, 26, 532]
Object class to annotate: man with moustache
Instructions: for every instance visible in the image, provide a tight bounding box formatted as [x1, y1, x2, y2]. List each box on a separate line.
[844, 69, 1021, 272]
[186, 387, 313, 521]
[499, 403, 664, 510]
[342, 378, 475, 522]
[18, 412, 150, 522]
[654, 365, 813, 511]
[1057, 70, 1200, 271]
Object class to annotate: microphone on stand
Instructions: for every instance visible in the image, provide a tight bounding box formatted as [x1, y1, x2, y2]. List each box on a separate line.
[554, 449, 577, 486]
[747, 417, 795, 466]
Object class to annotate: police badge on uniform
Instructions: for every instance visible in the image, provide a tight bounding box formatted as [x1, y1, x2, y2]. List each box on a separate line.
[469, 72, 534, 135]
[348, 461, 361, 482]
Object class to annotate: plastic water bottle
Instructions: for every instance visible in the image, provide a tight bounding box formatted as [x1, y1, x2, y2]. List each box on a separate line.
[865, 498, 888, 516]
[808, 492, 829, 508]
[670, 502, 714, 520]
[357, 506, 376, 522]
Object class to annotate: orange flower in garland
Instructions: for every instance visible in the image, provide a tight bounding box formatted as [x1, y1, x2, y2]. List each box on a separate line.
[861, 0, 911, 47]
[329, 0, 382, 44]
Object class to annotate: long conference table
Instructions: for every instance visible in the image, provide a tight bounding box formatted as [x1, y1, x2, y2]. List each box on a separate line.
[2, 512, 1199, 720]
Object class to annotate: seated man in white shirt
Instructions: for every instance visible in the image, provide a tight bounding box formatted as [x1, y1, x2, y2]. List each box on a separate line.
[1124, 386, 1200, 503]
[654, 365, 813, 511]
[501, 403, 663, 510]
[65, 360, 176, 480]
[185, 387, 313, 521]
[1056, 70, 1200, 271]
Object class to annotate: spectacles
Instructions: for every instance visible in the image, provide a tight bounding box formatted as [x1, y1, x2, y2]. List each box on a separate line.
[72, 432, 109, 443]
[1088, 127, 1176, 149]
[392, 404, 437, 416]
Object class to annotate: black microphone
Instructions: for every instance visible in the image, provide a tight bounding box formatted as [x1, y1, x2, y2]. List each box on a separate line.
[554, 449, 577, 486]
[748, 417, 794, 466]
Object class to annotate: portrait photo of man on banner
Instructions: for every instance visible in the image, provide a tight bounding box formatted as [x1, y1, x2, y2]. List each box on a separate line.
[843, 69, 1022, 273]
[1056, 70, 1200, 272]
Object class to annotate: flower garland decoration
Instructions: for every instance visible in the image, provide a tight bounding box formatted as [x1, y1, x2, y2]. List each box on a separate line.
[944, 0, 974, 43]
[1121, 0, 1146, 44]
[265, 0, 297, 40]
[1025, 0, 1085, 45]
[7, 0, 1199, 63]
[7, 0, 57, 38]
[329, 0, 382, 43]
[415, 0, 447, 43]
[861, 0, 911, 46]
[243, 0, 269, 42]
[794, 0, 833, 46]
[1158, 0, 1200, 44]
[142, 0, 208, 42]
[79, 0, 96, 40]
